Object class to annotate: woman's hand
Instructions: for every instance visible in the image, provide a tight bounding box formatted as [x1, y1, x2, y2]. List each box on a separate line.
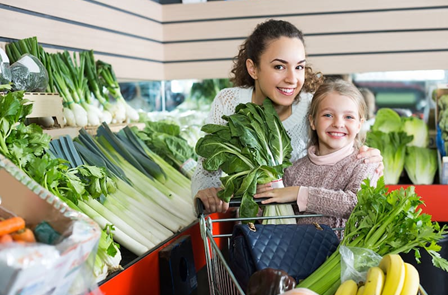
[254, 186, 299, 205]
[357, 145, 384, 175]
[195, 187, 229, 214]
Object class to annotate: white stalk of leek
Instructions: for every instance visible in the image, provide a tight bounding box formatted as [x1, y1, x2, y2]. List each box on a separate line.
[101, 196, 162, 245]
[77, 201, 149, 256]
[111, 188, 173, 240]
[115, 178, 187, 232]
[84, 198, 156, 249]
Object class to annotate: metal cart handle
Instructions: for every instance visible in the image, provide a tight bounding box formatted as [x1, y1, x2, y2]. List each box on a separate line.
[195, 197, 294, 217]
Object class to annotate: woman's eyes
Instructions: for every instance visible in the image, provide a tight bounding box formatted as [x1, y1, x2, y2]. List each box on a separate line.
[273, 64, 304, 70]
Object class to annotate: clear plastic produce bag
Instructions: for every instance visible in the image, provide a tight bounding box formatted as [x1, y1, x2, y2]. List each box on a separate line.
[340, 246, 382, 283]
[10, 53, 48, 92]
[0, 48, 12, 84]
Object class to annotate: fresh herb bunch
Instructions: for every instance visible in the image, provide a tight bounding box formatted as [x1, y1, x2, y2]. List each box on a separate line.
[195, 98, 293, 219]
[297, 177, 448, 295]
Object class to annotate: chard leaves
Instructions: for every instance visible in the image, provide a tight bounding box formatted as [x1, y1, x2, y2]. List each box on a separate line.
[195, 98, 292, 219]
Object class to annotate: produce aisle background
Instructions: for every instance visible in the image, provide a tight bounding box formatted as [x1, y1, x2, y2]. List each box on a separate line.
[0, 0, 447, 80]
[0, 0, 447, 294]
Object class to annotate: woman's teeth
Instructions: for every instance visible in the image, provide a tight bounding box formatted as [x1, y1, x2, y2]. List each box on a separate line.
[278, 87, 294, 95]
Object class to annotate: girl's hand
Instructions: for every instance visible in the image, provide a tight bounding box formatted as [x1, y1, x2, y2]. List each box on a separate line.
[195, 187, 229, 213]
[358, 145, 384, 175]
[254, 186, 300, 205]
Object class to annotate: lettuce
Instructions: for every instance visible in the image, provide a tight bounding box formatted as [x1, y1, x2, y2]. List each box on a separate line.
[366, 130, 413, 184]
[372, 108, 402, 133]
[404, 146, 438, 185]
[402, 116, 429, 147]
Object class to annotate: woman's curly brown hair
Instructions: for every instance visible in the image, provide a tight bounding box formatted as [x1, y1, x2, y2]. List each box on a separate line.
[230, 19, 324, 102]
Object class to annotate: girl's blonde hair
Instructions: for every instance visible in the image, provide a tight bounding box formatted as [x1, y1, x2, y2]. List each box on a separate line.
[308, 80, 367, 149]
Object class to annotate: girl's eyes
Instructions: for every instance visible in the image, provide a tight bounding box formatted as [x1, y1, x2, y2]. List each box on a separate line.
[296, 65, 304, 70]
[322, 114, 356, 119]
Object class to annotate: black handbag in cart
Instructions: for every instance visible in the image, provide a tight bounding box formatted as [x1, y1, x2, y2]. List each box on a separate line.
[229, 222, 339, 291]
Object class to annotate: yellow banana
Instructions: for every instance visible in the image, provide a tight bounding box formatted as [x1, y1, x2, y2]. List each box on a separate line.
[399, 263, 420, 295]
[363, 266, 385, 295]
[335, 279, 358, 295]
[357, 285, 365, 295]
[378, 254, 405, 295]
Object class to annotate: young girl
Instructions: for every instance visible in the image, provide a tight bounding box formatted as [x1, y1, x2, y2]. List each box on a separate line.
[255, 80, 381, 230]
[192, 19, 383, 214]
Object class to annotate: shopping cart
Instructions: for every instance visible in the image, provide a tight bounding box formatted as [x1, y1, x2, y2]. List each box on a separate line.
[196, 198, 330, 295]
[196, 198, 429, 295]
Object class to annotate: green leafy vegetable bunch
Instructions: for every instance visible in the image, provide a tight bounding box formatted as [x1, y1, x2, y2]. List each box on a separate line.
[195, 98, 292, 219]
[297, 177, 448, 295]
[0, 91, 115, 207]
[137, 120, 198, 179]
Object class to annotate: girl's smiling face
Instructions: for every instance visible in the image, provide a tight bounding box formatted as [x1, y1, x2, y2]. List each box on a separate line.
[309, 91, 363, 156]
[246, 36, 306, 114]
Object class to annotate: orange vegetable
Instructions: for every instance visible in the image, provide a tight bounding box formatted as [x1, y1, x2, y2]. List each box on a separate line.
[11, 228, 36, 243]
[0, 217, 25, 236]
[0, 234, 13, 243]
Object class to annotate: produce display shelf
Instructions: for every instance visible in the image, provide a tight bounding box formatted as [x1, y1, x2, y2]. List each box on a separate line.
[24, 92, 65, 128]
[95, 185, 446, 295]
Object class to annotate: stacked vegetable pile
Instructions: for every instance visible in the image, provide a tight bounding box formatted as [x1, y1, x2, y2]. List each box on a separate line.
[5, 37, 139, 127]
[437, 93, 448, 156]
[195, 99, 295, 222]
[296, 177, 448, 294]
[365, 108, 437, 184]
[0, 90, 120, 280]
[0, 91, 195, 282]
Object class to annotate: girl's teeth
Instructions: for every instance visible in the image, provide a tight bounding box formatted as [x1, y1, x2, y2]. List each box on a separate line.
[329, 132, 345, 137]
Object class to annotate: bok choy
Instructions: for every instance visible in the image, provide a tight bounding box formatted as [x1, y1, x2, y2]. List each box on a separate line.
[196, 99, 294, 221]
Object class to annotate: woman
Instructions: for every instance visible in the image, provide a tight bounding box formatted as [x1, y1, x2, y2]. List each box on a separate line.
[192, 19, 382, 213]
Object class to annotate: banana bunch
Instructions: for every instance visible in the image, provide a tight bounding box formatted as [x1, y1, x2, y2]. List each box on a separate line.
[335, 254, 420, 295]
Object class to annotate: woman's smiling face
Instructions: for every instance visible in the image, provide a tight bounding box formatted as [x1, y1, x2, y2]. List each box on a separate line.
[310, 91, 363, 155]
[247, 36, 306, 108]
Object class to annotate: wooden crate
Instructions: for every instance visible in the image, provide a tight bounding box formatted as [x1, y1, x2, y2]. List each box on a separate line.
[24, 92, 65, 128]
